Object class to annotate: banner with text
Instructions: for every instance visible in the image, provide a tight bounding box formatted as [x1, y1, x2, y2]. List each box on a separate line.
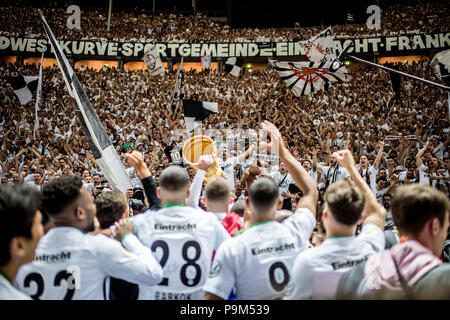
[0, 32, 449, 59]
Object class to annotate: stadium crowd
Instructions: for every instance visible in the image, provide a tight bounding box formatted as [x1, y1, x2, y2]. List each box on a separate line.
[1, 59, 449, 200]
[0, 0, 449, 42]
[1, 0, 450, 302]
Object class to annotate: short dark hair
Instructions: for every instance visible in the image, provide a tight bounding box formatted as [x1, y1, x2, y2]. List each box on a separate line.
[230, 200, 246, 217]
[324, 181, 365, 225]
[0, 183, 42, 265]
[392, 185, 450, 236]
[95, 190, 127, 229]
[205, 177, 230, 203]
[159, 166, 190, 192]
[42, 175, 83, 216]
[249, 177, 279, 212]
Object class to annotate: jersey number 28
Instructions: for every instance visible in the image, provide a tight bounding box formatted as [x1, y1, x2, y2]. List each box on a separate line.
[151, 240, 202, 287]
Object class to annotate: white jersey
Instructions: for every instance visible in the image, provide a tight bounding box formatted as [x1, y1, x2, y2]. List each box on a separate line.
[0, 274, 31, 300]
[14, 227, 163, 300]
[272, 172, 293, 199]
[203, 208, 316, 300]
[284, 224, 385, 300]
[131, 205, 230, 300]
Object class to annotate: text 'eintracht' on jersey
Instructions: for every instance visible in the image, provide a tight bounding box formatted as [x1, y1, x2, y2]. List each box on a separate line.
[131, 205, 230, 300]
[203, 207, 316, 300]
[14, 227, 163, 300]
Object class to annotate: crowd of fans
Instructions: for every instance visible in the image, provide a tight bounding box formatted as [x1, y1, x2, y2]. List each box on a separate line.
[1, 58, 449, 208]
[0, 0, 448, 42]
[0, 1, 450, 303]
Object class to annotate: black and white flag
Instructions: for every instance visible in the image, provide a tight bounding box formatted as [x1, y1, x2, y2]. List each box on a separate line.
[38, 10, 132, 192]
[170, 57, 185, 116]
[224, 57, 244, 77]
[125, 67, 134, 107]
[34, 52, 44, 140]
[347, 13, 354, 22]
[430, 49, 450, 86]
[8, 75, 38, 105]
[269, 59, 351, 96]
[430, 49, 450, 121]
[183, 99, 218, 132]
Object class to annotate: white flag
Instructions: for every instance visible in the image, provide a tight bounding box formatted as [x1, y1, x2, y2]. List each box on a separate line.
[299, 27, 336, 65]
[201, 55, 211, 68]
[144, 44, 164, 76]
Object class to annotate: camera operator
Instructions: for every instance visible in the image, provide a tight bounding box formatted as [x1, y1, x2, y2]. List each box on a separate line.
[126, 186, 147, 216]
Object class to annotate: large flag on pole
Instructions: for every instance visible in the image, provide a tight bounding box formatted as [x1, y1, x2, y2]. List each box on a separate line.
[269, 59, 351, 96]
[38, 10, 132, 192]
[8, 75, 38, 105]
[170, 57, 185, 116]
[299, 27, 336, 65]
[34, 52, 44, 140]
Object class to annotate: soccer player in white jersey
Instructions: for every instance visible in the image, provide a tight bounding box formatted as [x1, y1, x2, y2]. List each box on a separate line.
[0, 184, 44, 300]
[130, 166, 230, 300]
[285, 149, 385, 300]
[14, 175, 163, 300]
[203, 120, 318, 300]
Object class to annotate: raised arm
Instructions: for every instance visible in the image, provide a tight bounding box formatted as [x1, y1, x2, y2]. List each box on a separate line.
[416, 141, 431, 168]
[125, 151, 161, 210]
[261, 121, 318, 216]
[237, 144, 255, 162]
[186, 155, 214, 209]
[334, 149, 384, 230]
[373, 141, 384, 171]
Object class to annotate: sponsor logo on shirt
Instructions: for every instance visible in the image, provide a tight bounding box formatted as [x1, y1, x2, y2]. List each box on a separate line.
[251, 243, 295, 256]
[330, 256, 368, 270]
[35, 251, 72, 263]
[155, 223, 197, 232]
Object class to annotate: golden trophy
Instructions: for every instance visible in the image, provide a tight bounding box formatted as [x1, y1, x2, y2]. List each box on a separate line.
[182, 135, 225, 182]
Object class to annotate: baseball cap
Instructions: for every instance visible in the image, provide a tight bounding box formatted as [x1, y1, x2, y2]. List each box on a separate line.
[394, 166, 405, 172]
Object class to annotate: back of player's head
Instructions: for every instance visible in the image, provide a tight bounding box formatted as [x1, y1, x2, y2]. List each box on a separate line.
[391, 184, 449, 236]
[159, 166, 190, 192]
[230, 200, 246, 217]
[248, 177, 279, 213]
[205, 177, 231, 203]
[94, 189, 127, 229]
[0, 183, 42, 266]
[324, 181, 365, 226]
[42, 175, 83, 216]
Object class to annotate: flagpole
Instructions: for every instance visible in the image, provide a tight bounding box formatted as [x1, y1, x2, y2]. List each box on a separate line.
[346, 54, 450, 91]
